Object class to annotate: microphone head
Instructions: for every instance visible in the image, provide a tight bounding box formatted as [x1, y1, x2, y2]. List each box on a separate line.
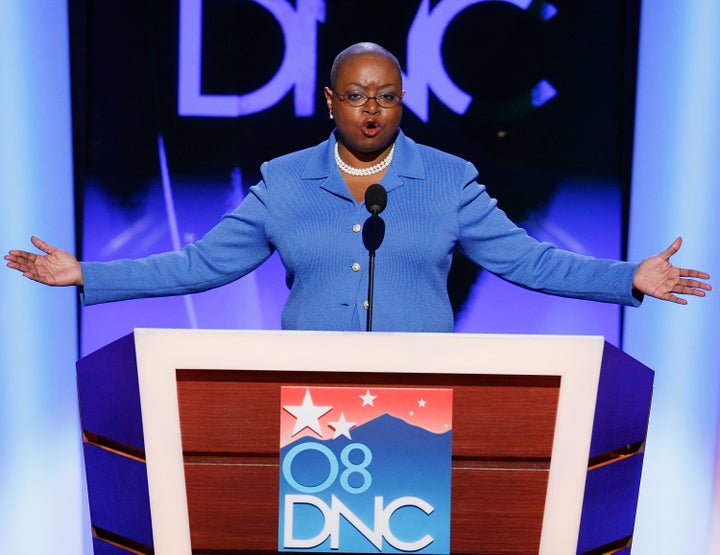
[365, 183, 387, 215]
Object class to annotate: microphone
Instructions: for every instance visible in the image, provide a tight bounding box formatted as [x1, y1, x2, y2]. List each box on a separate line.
[365, 183, 387, 216]
[363, 184, 387, 332]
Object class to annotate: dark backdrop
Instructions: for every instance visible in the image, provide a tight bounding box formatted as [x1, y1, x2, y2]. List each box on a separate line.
[68, 0, 641, 353]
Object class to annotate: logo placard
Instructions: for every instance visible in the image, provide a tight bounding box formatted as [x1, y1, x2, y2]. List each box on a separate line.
[279, 386, 453, 553]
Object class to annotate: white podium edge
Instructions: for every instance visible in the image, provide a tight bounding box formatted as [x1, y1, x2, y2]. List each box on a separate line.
[132, 328, 604, 554]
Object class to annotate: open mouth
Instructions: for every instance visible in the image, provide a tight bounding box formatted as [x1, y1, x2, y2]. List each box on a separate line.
[362, 119, 381, 137]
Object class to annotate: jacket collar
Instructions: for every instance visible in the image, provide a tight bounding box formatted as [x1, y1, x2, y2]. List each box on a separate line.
[306, 129, 425, 200]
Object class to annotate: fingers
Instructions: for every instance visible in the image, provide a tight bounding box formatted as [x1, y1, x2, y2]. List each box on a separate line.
[659, 236, 683, 260]
[5, 237, 45, 275]
[4, 249, 35, 268]
[676, 279, 711, 295]
[666, 294, 688, 305]
[5, 238, 52, 272]
[677, 269, 712, 294]
[5, 237, 52, 262]
[5, 249, 47, 284]
[679, 268, 711, 281]
[686, 279, 712, 292]
[30, 235, 55, 255]
[4, 255, 21, 270]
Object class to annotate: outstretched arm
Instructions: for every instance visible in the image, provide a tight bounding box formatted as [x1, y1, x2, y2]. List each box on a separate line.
[4, 236, 83, 286]
[632, 237, 711, 304]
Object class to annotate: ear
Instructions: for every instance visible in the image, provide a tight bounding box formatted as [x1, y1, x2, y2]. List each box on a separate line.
[323, 87, 334, 111]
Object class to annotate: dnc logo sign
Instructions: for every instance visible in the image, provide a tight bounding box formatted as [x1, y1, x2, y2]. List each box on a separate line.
[278, 386, 453, 553]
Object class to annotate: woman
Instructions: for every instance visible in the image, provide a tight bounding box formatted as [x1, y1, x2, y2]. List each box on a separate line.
[4, 42, 711, 331]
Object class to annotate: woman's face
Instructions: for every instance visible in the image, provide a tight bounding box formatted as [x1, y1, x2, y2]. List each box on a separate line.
[325, 53, 404, 158]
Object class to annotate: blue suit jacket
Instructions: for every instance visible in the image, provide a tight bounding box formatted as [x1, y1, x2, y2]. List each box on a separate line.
[81, 130, 640, 331]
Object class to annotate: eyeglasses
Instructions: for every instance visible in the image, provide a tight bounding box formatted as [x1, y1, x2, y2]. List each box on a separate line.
[331, 89, 403, 108]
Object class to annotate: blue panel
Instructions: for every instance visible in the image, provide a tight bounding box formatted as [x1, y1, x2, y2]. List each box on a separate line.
[0, 2, 86, 553]
[590, 342, 654, 457]
[577, 454, 644, 553]
[92, 538, 139, 554]
[84, 443, 153, 548]
[625, 1, 720, 553]
[77, 333, 145, 451]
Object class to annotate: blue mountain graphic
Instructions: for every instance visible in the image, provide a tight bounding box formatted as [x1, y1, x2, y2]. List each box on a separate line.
[279, 414, 453, 553]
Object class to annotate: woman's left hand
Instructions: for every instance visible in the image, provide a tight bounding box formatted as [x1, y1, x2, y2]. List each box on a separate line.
[632, 237, 712, 304]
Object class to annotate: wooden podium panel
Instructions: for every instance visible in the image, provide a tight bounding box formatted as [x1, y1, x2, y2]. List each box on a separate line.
[176, 371, 559, 554]
[77, 330, 653, 555]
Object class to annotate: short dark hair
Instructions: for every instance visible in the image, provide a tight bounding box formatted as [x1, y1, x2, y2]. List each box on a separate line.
[329, 42, 402, 88]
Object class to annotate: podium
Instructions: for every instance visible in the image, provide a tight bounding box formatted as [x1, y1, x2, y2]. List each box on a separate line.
[77, 329, 653, 554]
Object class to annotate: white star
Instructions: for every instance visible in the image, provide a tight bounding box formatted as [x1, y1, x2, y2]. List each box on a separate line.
[283, 389, 332, 437]
[409, 410, 415, 416]
[417, 398, 426, 408]
[328, 412, 356, 440]
[359, 389, 377, 407]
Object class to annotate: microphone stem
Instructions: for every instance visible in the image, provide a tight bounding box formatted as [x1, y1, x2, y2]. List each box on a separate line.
[366, 248, 376, 332]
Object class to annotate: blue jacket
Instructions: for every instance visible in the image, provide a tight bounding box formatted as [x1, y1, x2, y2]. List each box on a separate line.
[81, 130, 641, 332]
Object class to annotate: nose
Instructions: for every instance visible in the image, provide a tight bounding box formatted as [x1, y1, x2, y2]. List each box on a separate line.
[363, 97, 381, 113]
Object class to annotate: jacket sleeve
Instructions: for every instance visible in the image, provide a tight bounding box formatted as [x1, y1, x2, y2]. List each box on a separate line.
[456, 163, 642, 307]
[80, 180, 274, 306]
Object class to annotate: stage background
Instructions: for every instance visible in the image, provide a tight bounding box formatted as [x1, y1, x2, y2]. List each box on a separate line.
[0, 1, 718, 554]
[73, 0, 638, 354]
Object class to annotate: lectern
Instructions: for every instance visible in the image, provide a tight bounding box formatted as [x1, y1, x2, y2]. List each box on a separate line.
[77, 329, 653, 554]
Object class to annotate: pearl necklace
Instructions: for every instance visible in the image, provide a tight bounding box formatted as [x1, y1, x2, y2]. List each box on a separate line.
[334, 142, 395, 176]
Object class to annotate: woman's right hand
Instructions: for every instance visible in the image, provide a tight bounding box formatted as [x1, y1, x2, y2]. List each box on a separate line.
[4, 236, 83, 286]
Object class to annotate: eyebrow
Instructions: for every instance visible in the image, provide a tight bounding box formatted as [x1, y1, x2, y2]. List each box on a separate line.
[342, 82, 397, 90]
